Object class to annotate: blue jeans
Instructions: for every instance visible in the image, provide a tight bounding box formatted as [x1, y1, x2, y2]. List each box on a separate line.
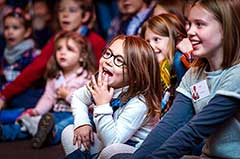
[50, 112, 73, 145]
[1, 112, 73, 144]
[0, 108, 24, 124]
[0, 88, 44, 124]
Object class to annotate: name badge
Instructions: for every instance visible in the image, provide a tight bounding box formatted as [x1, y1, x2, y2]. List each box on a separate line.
[190, 80, 210, 102]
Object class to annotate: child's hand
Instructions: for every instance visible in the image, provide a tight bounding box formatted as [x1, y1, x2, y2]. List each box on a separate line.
[87, 72, 114, 106]
[73, 125, 94, 150]
[56, 86, 69, 99]
[176, 37, 193, 54]
[0, 98, 5, 110]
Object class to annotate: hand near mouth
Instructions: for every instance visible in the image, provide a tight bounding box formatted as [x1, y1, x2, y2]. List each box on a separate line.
[87, 71, 114, 106]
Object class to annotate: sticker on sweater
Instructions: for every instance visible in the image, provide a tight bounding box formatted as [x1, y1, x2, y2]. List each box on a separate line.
[190, 80, 210, 102]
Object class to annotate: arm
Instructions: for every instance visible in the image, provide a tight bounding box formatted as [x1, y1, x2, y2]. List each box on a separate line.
[0, 36, 55, 100]
[146, 95, 240, 159]
[34, 79, 56, 115]
[71, 86, 92, 128]
[93, 97, 148, 146]
[132, 93, 194, 159]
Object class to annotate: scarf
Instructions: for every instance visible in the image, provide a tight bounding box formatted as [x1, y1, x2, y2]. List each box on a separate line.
[4, 39, 35, 64]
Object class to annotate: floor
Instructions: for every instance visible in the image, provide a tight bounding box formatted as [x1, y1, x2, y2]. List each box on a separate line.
[0, 139, 65, 159]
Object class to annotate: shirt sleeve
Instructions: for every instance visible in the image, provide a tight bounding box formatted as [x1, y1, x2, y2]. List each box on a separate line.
[71, 86, 92, 129]
[34, 79, 56, 115]
[93, 97, 148, 146]
[0, 36, 55, 100]
[132, 93, 194, 159]
[146, 95, 240, 159]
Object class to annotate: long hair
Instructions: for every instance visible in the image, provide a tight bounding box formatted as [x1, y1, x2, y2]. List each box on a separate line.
[108, 35, 162, 119]
[192, 0, 240, 68]
[45, 31, 96, 79]
[140, 13, 187, 65]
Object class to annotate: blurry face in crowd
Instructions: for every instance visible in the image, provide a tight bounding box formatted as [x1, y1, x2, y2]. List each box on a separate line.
[117, 0, 147, 16]
[58, 0, 85, 31]
[144, 28, 170, 63]
[4, 17, 30, 48]
[56, 37, 81, 72]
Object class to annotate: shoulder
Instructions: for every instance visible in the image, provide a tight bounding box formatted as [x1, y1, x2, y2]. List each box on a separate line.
[87, 31, 106, 43]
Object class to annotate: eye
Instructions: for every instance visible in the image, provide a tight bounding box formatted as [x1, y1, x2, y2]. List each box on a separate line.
[153, 37, 161, 42]
[4, 25, 9, 30]
[115, 56, 125, 65]
[69, 7, 79, 13]
[67, 45, 75, 52]
[58, 7, 65, 13]
[195, 21, 205, 28]
[56, 46, 62, 51]
[12, 25, 20, 30]
[104, 51, 112, 57]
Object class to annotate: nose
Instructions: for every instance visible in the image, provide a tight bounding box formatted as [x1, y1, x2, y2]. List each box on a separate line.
[187, 24, 196, 37]
[149, 41, 158, 50]
[105, 56, 114, 66]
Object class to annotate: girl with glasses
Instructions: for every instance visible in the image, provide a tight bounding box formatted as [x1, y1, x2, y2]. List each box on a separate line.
[61, 35, 162, 159]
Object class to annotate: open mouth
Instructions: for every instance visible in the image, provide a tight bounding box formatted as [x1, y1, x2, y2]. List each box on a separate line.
[7, 37, 15, 43]
[154, 49, 161, 54]
[190, 39, 201, 49]
[103, 67, 113, 77]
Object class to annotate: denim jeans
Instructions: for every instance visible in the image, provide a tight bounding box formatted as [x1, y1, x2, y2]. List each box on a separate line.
[1, 111, 73, 144]
[0, 108, 24, 124]
[50, 112, 73, 145]
[0, 88, 44, 124]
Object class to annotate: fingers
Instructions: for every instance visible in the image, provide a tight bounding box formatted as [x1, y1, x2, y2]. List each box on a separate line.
[81, 135, 91, 150]
[73, 134, 82, 149]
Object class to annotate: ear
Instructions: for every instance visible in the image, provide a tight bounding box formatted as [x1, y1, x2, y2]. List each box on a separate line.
[24, 28, 32, 39]
[81, 11, 91, 24]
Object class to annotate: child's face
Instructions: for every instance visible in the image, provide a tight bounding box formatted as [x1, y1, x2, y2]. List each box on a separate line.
[152, 4, 168, 17]
[58, 0, 85, 31]
[4, 17, 29, 48]
[99, 39, 128, 89]
[187, 4, 223, 60]
[117, 0, 146, 16]
[144, 28, 170, 63]
[56, 38, 81, 72]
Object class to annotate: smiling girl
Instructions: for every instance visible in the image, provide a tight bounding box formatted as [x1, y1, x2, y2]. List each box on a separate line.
[61, 35, 162, 159]
[111, 0, 240, 158]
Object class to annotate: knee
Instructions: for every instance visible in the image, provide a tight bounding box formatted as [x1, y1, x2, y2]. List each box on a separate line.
[61, 124, 77, 155]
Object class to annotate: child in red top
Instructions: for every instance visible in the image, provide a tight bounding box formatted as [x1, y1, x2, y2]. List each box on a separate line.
[0, 0, 106, 113]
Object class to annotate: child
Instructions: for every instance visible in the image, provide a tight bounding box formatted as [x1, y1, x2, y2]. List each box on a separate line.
[140, 13, 188, 116]
[61, 35, 162, 158]
[0, 8, 38, 89]
[0, 0, 106, 117]
[97, 14, 189, 159]
[0, 8, 42, 123]
[112, 0, 240, 158]
[0, 31, 96, 149]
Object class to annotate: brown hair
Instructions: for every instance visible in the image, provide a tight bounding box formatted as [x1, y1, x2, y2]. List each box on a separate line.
[3, 7, 32, 29]
[140, 13, 187, 65]
[192, 0, 240, 68]
[108, 35, 162, 119]
[153, 0, 186, 25]
[45, 31, 96, 79]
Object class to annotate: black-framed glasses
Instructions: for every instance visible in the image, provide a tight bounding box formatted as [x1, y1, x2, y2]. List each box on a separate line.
[102, 48, 126, 67]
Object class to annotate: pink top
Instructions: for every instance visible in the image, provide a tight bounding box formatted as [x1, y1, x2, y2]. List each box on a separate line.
[34, 68, 91, 115]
